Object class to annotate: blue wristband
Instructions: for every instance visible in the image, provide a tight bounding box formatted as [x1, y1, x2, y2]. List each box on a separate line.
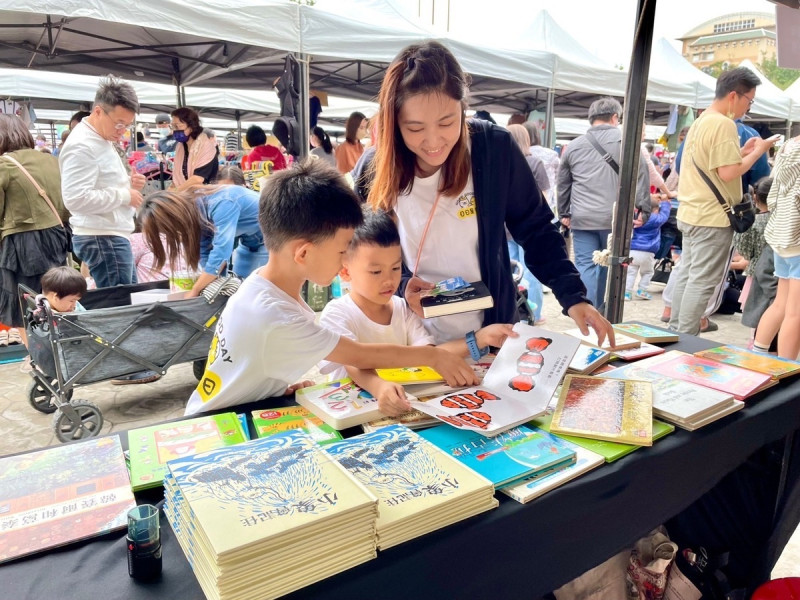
[465, 331, 488, 361]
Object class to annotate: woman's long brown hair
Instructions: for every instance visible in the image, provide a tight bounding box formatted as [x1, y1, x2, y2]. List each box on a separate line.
[138, 186, 217, 272]
[368, 41, 471, 212]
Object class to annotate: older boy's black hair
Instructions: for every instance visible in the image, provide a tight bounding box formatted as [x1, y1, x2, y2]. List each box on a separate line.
[350, 208, 400, 251]
[41, 266, 87, 298]
[259, 159, 364, 250]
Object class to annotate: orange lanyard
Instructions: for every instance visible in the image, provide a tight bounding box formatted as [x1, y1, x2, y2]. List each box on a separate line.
[412, 191, 443, 278]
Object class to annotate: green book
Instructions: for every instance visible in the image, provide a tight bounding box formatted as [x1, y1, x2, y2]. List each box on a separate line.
[127, 412, 248, 491]
[530, 413, 675, 463]
[251, 406, 344, 445]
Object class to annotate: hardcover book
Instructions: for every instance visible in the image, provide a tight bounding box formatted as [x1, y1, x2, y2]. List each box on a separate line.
[376, 365, 443, 385]
[409, 323, 580, 437]
[611, 342, 666, 361]
[568, 345, 611, 374]
[563, 328, 641, 352]
[251, 406, 343, 445]
[0, 436, 136, 564]
[693, 345, 800, 380]
[550, 375, 654, 446]
[128, 412, 248, 491]
[420, 280, 493, 318]
[612, 323, 679, 344]
[418, 424, 576, 489]
[650, 354, 776, 401]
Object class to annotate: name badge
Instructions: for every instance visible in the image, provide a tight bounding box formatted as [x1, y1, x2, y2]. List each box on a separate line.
[456, 194, 476, 219]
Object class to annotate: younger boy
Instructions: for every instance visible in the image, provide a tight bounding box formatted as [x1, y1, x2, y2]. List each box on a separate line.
[319, 211, 514, 416]
[185, 160, 477, 416]
[625, 194, 671, 301]
[41, 266, 88, 313]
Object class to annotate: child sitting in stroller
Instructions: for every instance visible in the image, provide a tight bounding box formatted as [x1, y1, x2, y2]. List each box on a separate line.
[40, 266, 87, 313]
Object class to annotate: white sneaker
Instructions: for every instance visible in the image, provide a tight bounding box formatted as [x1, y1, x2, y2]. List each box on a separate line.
[7, 328, 22, 345]
[0, 330, 7, 347]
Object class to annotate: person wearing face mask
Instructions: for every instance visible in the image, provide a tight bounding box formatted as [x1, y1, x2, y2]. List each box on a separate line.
[667, 67, 778, 335]
[155, 114, 176, 154]
[170, 107, 219, 191]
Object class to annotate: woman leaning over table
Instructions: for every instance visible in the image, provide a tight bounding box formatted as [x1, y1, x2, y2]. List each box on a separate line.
[170, 107, 219, 191]
[351, 40, 614, 347]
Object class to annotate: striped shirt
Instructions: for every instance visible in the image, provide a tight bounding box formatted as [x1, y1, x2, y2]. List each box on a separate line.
[765, 138, 800, 257]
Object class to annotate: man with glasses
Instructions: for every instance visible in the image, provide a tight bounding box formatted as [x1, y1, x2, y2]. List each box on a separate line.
[668, 67, 778, 335]
[59, 75, 143, 288]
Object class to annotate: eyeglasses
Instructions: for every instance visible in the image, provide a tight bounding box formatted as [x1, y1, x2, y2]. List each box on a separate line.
[738, 92, 755, 107]
[101, 108, 133, 131]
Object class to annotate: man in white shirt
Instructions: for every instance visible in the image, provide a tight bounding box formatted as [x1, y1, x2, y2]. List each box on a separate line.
[59, 75, 144, 288]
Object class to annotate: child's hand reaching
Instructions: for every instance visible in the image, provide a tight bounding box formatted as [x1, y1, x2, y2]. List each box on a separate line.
[376, 380, 411, 417]
[286, 380, 314, 395]
[476, 323, 517, 351]
[431, 349, 480, 387]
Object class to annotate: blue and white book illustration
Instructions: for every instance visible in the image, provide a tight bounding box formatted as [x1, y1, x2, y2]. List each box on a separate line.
[568, 345, 611, 374]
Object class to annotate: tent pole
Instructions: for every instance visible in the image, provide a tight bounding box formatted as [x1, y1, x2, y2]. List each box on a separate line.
[787, 119, 793, 140]
[605, 0, 656, 324]
[545, 88, 555, 148]
[235, 110, 242, 152]
[296, 52, 310, 160]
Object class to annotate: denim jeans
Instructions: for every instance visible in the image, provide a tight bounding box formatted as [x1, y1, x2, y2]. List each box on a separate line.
[507, 240, 543, 321]
[572, 229, 611, 310]
[231, 243, 269, 278]
[72, 235, 136, 288]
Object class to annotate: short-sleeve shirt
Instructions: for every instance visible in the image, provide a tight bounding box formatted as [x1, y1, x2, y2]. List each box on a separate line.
[318, 294, 434, 380]
[185, 273, 340, 416]
[677, 111, 743, 228]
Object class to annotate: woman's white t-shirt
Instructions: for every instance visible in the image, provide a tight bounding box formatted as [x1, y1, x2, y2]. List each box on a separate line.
[394, 170, 482, 344]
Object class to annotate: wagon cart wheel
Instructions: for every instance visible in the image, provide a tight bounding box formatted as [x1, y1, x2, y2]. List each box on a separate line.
[193, 358, 207, 381]
[27, 378, 73, 414]
[52, 401, 103, 443]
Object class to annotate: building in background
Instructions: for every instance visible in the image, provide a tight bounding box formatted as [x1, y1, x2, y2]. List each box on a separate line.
[678, 12, 776, 73]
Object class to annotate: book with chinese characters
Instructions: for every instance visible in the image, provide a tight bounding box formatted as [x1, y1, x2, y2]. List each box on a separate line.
[693, 345, 800, 380]
[650, 354, 776, 401]
[251, 406, 343, 445]
[420, 280, 493, 318]
[128, 412, 248, 491]
[612, 323, 679, 344]
[0, 436, 136, 564]
[568, 345, 611, 374]
[550, 375, 654, 446]
[418, 424, 576, 489]
[325, 425, 497, 549]
[409, 323, 579, 437]
[563, 328, 642, 352]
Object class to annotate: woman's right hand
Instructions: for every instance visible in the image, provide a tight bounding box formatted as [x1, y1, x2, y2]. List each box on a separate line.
[404, 276, 435, 317]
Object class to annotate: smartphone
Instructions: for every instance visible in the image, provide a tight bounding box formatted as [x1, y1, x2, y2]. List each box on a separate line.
[766, 134, 781, 143]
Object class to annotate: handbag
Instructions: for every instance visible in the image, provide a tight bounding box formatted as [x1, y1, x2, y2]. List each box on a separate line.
[692, 158, 756, 233]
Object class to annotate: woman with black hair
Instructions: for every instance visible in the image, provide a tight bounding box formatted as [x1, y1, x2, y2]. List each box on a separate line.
[310, 126, 336, 168]
[170, 107, 219, 190]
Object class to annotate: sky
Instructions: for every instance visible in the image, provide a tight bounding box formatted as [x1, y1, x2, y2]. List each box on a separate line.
[393, 0, 776, 66]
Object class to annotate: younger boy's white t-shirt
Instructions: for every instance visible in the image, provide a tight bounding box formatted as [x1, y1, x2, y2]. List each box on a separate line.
[185, 273, 340, 416]
[318, 294, 434, 380]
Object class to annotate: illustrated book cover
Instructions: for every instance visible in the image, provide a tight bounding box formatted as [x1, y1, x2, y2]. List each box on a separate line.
[420, 280, 493, 318]
[409, 323, 580, 437]
[128, 412, 248, 491]
[611, 342, 666, 361]
[0, 436, 136, 564]
[376, 365, 443, 385]
[418, 424, 576, 489]
[568, 345, 611, 374]
[612, 323, 679, 344]
[693, 345, 800, 380]
[550, 375, 654, 446]
[251, 406, 343, 445]
[563, 328, 642, 352]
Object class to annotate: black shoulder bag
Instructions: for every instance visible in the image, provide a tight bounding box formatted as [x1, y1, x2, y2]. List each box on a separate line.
[691, 158, 755, 233]
[585, 132, 619, 174]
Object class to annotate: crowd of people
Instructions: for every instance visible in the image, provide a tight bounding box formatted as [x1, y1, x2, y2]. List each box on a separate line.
[1, 40, 799, 410]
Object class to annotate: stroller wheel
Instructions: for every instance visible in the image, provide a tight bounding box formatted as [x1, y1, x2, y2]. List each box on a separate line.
[27, 378, 73, 414]
[53, 401, 103, 443]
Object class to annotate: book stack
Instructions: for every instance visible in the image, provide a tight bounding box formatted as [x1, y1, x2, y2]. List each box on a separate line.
[568, 345, 611, 374]
[693, 345, 800, 380]
[361, 404, 440, 433]
[163, 431, 379, 600]
[127, 412, 249, 491]
[251, 406, 342, 445]
[418, 424, 576, 489]
[325, 425, 498, 550]
[612, 323, 679, 344]
[563, 328, 642, 352]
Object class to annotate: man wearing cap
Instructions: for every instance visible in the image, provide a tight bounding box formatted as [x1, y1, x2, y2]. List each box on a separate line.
[557, 96, 651, 310]
[155, 113, 176, 154]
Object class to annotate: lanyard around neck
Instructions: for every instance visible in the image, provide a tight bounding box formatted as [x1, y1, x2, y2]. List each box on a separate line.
[412, 190, 443, 279]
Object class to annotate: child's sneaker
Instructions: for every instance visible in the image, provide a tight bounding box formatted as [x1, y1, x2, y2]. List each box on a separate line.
[636, 289, 652, 300]
[624, 291, 632, 301]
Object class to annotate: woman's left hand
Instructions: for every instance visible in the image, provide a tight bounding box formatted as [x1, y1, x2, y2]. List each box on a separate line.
[567, 302, 616, 348]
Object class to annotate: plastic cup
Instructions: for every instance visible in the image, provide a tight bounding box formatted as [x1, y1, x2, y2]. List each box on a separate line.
[128, 504, 160, 546]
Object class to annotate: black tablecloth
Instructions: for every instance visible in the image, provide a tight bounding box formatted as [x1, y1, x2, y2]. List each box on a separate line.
[4, 332, 800, 599]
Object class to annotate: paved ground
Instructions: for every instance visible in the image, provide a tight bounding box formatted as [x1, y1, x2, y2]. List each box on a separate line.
[0, 281, 796, 577]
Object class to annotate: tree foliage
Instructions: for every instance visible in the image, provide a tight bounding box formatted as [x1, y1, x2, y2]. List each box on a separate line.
[759, 53, 800, 91]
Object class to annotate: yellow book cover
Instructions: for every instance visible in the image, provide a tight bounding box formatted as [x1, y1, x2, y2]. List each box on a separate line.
[694, 345, 800, 380]
[551, 375, 653, 446]
[376, 366, 444, 384]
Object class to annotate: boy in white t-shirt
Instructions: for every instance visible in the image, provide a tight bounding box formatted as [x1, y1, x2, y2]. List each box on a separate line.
[319, 211, 514, 416]
[185, 160, 478, 416]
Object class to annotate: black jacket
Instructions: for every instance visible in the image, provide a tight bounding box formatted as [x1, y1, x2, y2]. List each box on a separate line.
[352, 119, 588, 326]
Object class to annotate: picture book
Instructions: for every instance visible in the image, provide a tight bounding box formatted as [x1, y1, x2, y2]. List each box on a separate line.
[693, 345, 800, 380]
[128, 412, 248, 491]
[361, 395, 440, 433]
[612, 323, 679, 344]
[401, 355, 496, 397]
[611, 342, 666, 361]
[568, 345, 611, 374]
[409, 323, 580, 437]
[296, 377, 411, 429]
[0, 436, 136, 564]
[532, 413, 675, 462]
[563, 328, 641, 352]
[420, 280, 493, 318]
[550, 375, 654, 446]
[501, 442, 605, 503]
[251, 406, 343, 445]
[418, 424, 576, 488]
[376, 365, 443, 385]
[650, 354, 776, 401]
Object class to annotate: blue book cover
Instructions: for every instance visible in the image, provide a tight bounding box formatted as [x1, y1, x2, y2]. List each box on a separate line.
[418, 424, 576, 488]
